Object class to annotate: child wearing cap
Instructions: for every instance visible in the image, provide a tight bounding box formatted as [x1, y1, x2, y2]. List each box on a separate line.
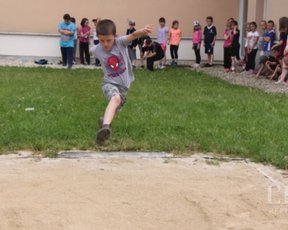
[126, 19, 138, 69]
[138, 35, 151, 68]
[142, 38, 164, 71]
[192, 20, 202, 68]
[90, 19, 152, 145]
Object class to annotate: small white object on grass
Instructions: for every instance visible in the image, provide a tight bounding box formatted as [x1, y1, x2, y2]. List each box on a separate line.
[25, 107, 35, 112]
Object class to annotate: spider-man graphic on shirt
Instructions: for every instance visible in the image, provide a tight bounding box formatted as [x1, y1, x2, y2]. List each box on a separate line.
[105, 55, 126, 77]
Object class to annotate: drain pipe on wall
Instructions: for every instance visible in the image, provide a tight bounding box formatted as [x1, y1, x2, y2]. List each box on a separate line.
[238, 0, 248, 58]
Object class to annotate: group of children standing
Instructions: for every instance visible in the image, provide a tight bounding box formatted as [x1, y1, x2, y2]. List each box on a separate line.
[127, 16, 217, 71]
[58, 15, 183, 71]
[58, 14, 101, 68]
[221, 17, 288, 84]
[58, 14, 288, 85]
[125, 17, 182, 70]
[241, 18, 288, 84]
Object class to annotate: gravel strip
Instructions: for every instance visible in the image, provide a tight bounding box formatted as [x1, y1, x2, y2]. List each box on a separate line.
[198, 65, 288, 94]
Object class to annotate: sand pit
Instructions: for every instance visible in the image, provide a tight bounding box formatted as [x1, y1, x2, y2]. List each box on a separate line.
[0, 152, 287, 230]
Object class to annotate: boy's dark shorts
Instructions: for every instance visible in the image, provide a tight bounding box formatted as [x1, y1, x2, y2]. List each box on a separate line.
[231, 46, 240, 57]
[102, 83, 128, 111]
[205, 44, 214, 55]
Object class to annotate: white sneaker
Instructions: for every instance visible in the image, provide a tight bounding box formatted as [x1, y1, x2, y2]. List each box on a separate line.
[275, 80, 284, 84]
[160, 65, 166, 69]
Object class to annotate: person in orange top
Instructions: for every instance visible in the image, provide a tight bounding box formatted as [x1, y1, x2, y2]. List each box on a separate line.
[168, 20, 182, 66]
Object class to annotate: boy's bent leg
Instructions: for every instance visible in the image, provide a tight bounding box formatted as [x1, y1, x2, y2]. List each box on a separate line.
[96, 85, 122, 145]
[97, 83, 128, 145]
[103, 94, 122, 126]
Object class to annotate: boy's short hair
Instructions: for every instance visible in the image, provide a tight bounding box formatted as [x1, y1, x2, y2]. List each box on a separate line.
[267, 20, 275, 26]
[159, 17, 166, 23]
[206, 16, 213, 22]
[96, 19, 116, 36]
[250, 21, 258, 28]
[63, 14, 71, 21]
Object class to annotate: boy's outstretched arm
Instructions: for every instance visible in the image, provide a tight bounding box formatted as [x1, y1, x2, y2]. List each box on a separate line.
[127, 25, 153, 42]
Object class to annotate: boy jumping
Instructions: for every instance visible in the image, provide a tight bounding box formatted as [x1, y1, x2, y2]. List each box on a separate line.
[90, 19, 152, 145]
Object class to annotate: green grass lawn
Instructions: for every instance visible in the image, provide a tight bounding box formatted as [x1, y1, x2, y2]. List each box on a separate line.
[0, 66, 288, 168]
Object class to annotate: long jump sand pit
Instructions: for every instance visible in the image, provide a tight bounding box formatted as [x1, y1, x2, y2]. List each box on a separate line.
[0, 152, 287, 230]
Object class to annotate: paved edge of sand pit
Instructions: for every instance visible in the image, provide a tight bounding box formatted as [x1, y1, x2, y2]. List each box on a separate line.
[0, 150, 248, 162]
[57, 151, 174, 159]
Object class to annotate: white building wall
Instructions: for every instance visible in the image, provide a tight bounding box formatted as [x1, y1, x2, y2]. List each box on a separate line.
[0, 33, 225, 62]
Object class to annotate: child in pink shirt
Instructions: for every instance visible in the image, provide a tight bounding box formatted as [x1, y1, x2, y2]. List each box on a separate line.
[78, 18, 91, 65]
[168, 20, 182, 66]
[192, 21, 202, 68]
[223, 22, 233, 72]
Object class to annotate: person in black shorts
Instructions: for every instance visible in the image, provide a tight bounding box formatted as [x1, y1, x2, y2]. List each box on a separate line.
[142, 38, 164, 71]
[203, 16, 217, 67]
[126, 19, 138, 69]
[231, 20, 241, 71]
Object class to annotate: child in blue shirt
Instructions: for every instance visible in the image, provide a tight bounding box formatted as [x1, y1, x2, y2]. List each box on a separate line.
[58, 14, 76, 69]
[263, 20, 276, 56]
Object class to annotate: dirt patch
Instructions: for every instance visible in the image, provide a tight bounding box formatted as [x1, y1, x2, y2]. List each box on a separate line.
[0, 153, 287, 230]
[199, 65, 288, 94]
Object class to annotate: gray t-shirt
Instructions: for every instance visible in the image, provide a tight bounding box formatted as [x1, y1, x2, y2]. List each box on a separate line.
[91, 36, 134, 89]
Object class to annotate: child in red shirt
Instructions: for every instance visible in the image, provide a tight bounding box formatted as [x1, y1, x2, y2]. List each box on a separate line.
[79, 18, 91, 65]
